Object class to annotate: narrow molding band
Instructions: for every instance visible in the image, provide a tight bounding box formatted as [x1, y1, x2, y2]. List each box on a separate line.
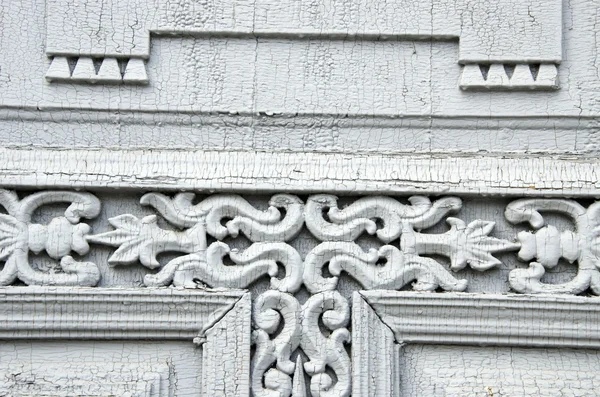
[360, 291, 600, 348]
[0, 148, 598, 197]
[0, 286, 246, 340]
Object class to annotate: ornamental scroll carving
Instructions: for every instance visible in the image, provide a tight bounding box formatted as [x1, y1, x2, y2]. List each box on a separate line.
[7, 189, 600, 395]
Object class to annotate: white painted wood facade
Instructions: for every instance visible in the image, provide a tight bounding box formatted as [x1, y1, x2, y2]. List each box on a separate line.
[1, 0, 600, 395]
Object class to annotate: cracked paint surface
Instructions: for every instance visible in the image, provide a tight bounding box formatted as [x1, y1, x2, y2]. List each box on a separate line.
[1, 0, 600, 395]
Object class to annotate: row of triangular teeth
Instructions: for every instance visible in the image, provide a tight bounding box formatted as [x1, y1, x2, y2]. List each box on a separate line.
[45, 57, 148, 84]
[460, 64, 558, 90]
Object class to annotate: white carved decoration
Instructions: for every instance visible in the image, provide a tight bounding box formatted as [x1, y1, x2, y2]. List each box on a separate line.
[0, 190, 101, 286]
[304, 195, 517, 292]
[300, 291, 351, 397]
[303, 242, 469, 293]
[251, 290, 351, 397]
[84, 191, 520, 394]
[5, 189, 584, 394]
[140, 192, 305, 241]
[88, 193, 305, 290]
[305, 195, 462, 242]
[252, 291, 302, 397]
[505, 199, 600, 295]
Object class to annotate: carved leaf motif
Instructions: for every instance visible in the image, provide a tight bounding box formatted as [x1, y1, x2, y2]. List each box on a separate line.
[87, 214, 205, 269]
[0, 214, 22, 260]
[444, 218, 520, 271]
[305, 194, 462, 242]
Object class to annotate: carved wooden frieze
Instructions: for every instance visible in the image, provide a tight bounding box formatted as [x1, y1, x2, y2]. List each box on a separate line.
[3, 188, 599, 395]
[44, 0, 561, 89]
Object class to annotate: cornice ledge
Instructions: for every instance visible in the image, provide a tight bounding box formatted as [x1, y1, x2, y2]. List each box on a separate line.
[1, 147, 599, 197]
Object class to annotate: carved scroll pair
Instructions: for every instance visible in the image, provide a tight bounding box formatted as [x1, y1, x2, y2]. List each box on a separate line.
[252, 290, 350, 397]
[505, 199, 600, 294]
[0, 190, 100, 286]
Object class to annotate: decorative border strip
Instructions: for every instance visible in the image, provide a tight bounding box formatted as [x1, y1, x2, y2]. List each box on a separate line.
[460, 63, 559, 90]
[0, 148, 598, 197]
[0, 286, 246, 340]
[45, 57, 148, 84]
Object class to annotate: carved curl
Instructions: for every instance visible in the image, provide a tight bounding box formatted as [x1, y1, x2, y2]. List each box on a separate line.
[303, 242, 468, 293]
[505, 198, 600, 295]
[305, 194, 461, 242]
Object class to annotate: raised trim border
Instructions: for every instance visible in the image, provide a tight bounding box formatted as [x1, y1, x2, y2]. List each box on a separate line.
[352, 291, 600, 396]
[0, 148, 598, 197]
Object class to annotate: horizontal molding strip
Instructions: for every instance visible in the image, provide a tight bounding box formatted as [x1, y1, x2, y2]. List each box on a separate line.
[0, 148, 598, 197]
[0, 287, 245, 340]
[362, 291, 600, 348]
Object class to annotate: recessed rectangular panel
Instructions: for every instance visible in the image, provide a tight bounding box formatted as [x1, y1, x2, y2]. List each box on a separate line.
[0, 341, 200, 396]
[398, 345, 600, 396]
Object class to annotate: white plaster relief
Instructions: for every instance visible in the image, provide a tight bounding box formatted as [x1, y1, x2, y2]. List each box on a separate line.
[6, 188, 600, 395]
[304, 195, 518, 293]
[83, 190, 517, 394]
[506, 199, 600, 295]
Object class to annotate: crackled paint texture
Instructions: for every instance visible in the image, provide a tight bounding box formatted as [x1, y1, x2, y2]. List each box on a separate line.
[1, 0, 600, 395]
